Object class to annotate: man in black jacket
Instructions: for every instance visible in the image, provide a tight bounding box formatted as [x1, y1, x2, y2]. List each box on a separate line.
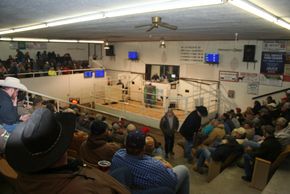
[242, 125, 282, 182]
[179, 106, 208, 162]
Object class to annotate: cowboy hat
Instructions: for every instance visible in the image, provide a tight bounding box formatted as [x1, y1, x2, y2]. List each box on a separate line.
[0, 77, 27, 91]
[5, 108, 76, 173]
[196, 106, 208, 117]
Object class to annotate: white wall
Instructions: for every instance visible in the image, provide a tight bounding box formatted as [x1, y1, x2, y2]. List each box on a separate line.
[21, 74, 107, 104]
[101, 41, 290, 111]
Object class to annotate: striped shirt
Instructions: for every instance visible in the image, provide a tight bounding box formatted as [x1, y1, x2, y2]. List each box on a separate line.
[111, 149, 177, 190]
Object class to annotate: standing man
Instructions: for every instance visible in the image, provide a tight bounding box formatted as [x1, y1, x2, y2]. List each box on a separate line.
[144, 83, 156, 108]
[160, 108, 179, 158]
[179, 106, 208, 163]
[0, 77, 30, 133]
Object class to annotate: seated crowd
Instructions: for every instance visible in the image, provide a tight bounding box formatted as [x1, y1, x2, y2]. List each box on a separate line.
[0, 49, 89, 79]
[1, 76, 290, 193]
[188, 93, 290, 183]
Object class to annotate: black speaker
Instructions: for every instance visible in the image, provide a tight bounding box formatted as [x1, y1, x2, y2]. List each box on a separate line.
[243, 45, 256, 62]
[105, 45, 115, 56]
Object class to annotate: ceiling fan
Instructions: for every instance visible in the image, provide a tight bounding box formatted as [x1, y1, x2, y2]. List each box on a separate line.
[135, 16, 177, 32]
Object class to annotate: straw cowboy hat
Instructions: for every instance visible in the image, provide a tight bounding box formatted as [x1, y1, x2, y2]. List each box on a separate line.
[5, 108, 76, 173]
[0, 77, 27, 91]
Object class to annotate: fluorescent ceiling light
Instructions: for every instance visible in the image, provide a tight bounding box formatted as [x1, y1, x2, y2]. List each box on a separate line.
[0, 37, 103, 43]
[0, 37, 12, 41]
[13, 24, 47, 33]
[229, 0, 290, 30]
[229, 0, 277, 22]
[0, 29, 14, 35]
[49, 39, 78, 43]
[13, 37, 48, 42]
[106, 0, 224, 17]
[275, 19, 290, 30]
[47, 13, 104, 27]
[79, 40, 104, 44]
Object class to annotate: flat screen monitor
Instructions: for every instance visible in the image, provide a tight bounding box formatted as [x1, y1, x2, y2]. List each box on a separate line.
[95, 69, 105, 78]
[128, 51, 138, 60]
[205, 53, 219, 64]
[84, 71, 93, 78]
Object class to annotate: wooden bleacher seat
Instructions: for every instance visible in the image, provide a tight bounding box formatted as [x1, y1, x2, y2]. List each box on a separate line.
[0, 156, 18, 191]
[250, 144, 290, 190]
[207, 153, 239, 182]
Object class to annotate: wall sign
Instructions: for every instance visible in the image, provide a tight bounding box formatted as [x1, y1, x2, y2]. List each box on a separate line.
[260, 74, 283, 87]
[219, 71, 238, 82]
[283, 52, 290, 82]
[263, 40, 287, 52]
[180, 45, 204, 63]
[260, 52, 285, 74]
[247, 82, 259, 95]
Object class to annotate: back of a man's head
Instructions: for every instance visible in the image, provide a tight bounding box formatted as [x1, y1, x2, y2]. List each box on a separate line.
[125, 130, 146, 156]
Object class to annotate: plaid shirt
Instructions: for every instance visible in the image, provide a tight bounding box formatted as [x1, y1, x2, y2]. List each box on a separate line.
[111, 149, 177, 190]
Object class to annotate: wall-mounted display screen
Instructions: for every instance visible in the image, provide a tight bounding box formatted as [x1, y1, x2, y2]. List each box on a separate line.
[205, 53, 219, 64]
[84, 71, 93, 78]
[95, 69, 105, 78]
[128, 51, 138, 60]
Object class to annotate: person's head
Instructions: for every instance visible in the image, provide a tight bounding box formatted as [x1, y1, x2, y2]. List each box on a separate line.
[231, 127, 246, 139]
[5, 108, 76, 173]
[144, 136, 155, 155]
[266, 96, 273, 104]
[275, 117, 288, 131]
[125, 130, 146, 156]
[236, 107, 242, 113]
[90, 120, 109, 136]
[33, 95, 44, 109]
[95, 113, 106, 121]
[0, 77, 27, 98]
[126, 123, 136, 133]
[261, 125, 275, 137]
[196, 106, 208, 117]
[281, 102, 290, 112]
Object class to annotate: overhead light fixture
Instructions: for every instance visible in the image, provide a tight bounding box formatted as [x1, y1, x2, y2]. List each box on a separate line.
[104, 41, 110, 49]
[49, 39, 78, 43]
[47, 13, 105, 27]
[0, 37, 104, 44]
[160, 39, 166, 48]
[106, 0, 224, 17]
[276, 19, 290, 30]
[13, 37, 48, 42]
[13, 24, 47, 33]
[0, 37, 12, 41]
[79, 40, 104, 44]
[0, 29, 14, 35]
[229, 0, 290, 30]
[0, 0, 225, 35]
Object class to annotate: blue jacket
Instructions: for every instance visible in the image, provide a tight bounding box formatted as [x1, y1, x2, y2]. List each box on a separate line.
[0, 89, 20, 125]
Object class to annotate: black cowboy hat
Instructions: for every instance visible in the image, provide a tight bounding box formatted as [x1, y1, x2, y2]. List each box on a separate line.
[5, 108, 76, 173]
